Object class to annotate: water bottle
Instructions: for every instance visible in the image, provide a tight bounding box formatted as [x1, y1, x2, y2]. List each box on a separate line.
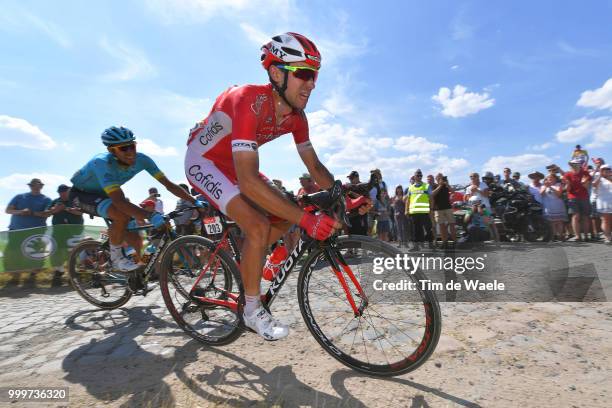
[262, 244, 288, 281]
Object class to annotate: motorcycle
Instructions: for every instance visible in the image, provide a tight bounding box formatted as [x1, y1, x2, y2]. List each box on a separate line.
[489, 183, 552, 242]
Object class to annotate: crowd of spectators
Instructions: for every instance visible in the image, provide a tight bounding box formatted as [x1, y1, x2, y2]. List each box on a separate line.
[5, 145, 611, 276]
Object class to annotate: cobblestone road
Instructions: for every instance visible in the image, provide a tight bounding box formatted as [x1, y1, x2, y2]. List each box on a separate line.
[0, 241, 610, 407]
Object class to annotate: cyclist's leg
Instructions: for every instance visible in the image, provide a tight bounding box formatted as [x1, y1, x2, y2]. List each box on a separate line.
[124, 231, 143, 263]
[225, 196, 270, 296]
[106, 204, 130, 247]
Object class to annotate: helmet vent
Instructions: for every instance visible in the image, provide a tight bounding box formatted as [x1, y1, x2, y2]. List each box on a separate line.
[281, 46, 303, 57]
[272, 35, 283, 42]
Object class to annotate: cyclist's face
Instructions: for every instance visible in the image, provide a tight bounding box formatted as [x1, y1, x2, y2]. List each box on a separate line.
[108, 143, 137, 166]
[284, 63, 316, 110]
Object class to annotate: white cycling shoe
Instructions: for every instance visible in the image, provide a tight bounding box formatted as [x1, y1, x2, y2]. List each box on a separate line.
[111, 254, 141, 273]
[243, 306, 289, 341]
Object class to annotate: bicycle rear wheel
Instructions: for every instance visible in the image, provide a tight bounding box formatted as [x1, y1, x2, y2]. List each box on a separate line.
[159, 235, 243, 346]
[297, 235, 441, 376]
[68, 240, 132, 309]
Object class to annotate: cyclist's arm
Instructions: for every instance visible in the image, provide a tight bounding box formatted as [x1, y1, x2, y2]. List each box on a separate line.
[234, 151, 305, 225]
[297, 148, 334, 190]
[107, 189, 151, 221]
[157, 176, 197, 204]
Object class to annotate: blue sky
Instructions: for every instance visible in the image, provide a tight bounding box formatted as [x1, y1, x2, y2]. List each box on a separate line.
[1, 0, 612, 229]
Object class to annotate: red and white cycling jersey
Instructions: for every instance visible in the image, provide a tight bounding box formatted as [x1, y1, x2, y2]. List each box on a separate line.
[185, 84, 313, 212]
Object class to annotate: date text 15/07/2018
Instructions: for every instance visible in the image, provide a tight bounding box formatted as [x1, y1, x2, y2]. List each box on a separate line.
[373, 279, 505, 292]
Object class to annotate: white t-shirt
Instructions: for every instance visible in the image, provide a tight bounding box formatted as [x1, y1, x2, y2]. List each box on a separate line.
[154, 199, 164, 214]
[596, 177, 612, 213]
[465, 182, 491, 210]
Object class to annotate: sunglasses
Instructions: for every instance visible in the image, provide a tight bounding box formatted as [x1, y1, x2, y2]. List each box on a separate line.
[112, 142, 137, 152]
[415, 174, 423, 177]
[278, 65, 318, 82]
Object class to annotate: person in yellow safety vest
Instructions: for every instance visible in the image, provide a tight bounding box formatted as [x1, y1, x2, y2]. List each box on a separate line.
[405, 169, 434, 250]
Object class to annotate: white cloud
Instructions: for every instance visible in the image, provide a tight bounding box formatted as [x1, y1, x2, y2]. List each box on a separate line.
[0, 173, 69, 190]
[482, 154, 552, 175]
[145, 0, 290, 24]
[432, 85, 495, 118]
[556, 116, 612, 147]
[138, 138, 179, 157]
[307, 110, 366, 149]
[0, 9, 71, 48]
[451, 10, 474, 41]
[451, 65, 459, 70]
[394, 135, 447, 153]
[306, 109, 469, 184]
[24, 13, 71, 48]
[528, 142, 554, 151]
[577, 78, 612, 111]
[99, 38, 157, 81]
[0, 115, 57, 150]
[106, 89, 211, 128]
[557, 41, 600, 57]
[239, 23, 270, 46]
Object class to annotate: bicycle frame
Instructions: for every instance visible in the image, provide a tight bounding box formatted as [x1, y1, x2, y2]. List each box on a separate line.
[190, 233, 369, 317]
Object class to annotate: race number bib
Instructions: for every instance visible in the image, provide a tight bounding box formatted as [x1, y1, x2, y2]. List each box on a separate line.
[203, 217, 223, 235]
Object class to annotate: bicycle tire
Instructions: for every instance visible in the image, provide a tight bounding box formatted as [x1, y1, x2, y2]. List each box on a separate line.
[68, 239, 132, 310]
[297, 235, 441, 376]
[159, 235, 243, 346]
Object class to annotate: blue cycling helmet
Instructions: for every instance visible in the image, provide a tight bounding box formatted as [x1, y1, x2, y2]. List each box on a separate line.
[101, 126, 135, 146]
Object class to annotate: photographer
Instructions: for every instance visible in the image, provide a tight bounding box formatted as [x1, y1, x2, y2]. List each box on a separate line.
[432, 173, 456, 247]
[464, 197, 492, 243]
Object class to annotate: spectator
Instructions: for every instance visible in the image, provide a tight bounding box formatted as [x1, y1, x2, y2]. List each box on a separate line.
[426, 175, 435, 187]
[572, 144, 589, 166]
[405, 169, 433, 250]
[432, 173, 456, 248]
[464, 197, 492, 243]
[481, 171, 496, 188]
[464, 172, 491, 211]
[501, 168, 521, 189]
[46, 184, 84, 278]
[563, 158, 592, 241]
[374, 189, 391, 242]
[589, 159, 604, 240]
[368, 169, 387, 235]
[6, 178, 51, 230]
[593, 164, 612, 244]
[47, 185, 84, 225]
[174, 183, 198, 236]
[147, 187, 164, 213]
[540, 174, 568, 241]
[4, 178, 52, 273]
[391, 185, 408, 246]
[272, 179, 284, 191]
[527, 172, 544, 204]
[297, 173, 320, 196]
[346, 171, 369, 236]
[512, 171, 525, 189]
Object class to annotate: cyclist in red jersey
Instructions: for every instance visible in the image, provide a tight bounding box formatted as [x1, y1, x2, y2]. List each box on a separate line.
[185, 33, 341, 341]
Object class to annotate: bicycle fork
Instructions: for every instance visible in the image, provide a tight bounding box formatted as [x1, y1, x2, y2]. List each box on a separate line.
[322, 248, 369, 317]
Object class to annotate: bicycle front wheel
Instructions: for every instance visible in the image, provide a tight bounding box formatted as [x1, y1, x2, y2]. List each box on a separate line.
[68, 240, 132, 309]
[297, 235, 441, 376]
[159, 235, 243, 346]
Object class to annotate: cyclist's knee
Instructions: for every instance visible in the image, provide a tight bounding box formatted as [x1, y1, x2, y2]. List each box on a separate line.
[242, 215, 271, 246]
[108, 206, 130, 225]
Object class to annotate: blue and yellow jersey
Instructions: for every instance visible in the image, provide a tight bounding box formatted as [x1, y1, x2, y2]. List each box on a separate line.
[70, 152, 164, 195]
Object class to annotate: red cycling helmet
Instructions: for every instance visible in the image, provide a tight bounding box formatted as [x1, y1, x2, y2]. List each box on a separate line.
[261, 32, 321, 70]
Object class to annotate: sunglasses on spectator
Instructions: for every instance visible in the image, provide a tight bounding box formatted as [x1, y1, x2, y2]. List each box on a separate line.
[278, 65, 318, 82]
[111, 142, 137, 152]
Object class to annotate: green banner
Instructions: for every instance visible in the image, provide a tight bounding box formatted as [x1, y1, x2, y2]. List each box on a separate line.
[0, 225, 106, 272]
